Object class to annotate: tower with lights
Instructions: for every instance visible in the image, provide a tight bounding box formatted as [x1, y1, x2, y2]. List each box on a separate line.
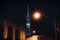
[26, 5, 31, 37]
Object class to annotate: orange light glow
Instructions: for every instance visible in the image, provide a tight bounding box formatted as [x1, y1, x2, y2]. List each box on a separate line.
[3, 20, 8, 39]
[33, 12, 41, 19]
[12, 24, 15, 40]
[31, 10, 42, 21]
[20, 31, 25, 40]
[31, 35, 38, 40]
[4, 26, 8, 39]
[26, 35, 38, 40]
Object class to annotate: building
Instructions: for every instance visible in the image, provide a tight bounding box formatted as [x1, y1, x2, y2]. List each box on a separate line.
[0, 19, 26, 40]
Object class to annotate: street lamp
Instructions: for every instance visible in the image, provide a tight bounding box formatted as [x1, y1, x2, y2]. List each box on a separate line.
[32, 10, 57, 40]
[31, 10, 42, 21]
[33, 12, 41, 19]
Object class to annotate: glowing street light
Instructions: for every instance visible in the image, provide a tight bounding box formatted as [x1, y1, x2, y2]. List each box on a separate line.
[32, 10, 57, 40]
[31, 10, 42, 21]
[34, 12, 41, 19]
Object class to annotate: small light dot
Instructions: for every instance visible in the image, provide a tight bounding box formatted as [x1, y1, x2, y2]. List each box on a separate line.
[33, 30, 36, 33]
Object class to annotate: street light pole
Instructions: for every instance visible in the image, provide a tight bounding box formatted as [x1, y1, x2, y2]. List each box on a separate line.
[44, 15, 57, 40]
[32, 10, 57, 40]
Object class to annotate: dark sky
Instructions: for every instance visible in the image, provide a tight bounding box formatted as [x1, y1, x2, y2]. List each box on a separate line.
[1, 0, 60, 38]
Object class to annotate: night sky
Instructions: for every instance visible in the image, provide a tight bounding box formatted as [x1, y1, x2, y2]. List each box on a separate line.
[1, 0, 60, 39]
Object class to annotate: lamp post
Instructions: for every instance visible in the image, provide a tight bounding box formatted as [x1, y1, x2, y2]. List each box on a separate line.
[32, 10, 57, 40]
